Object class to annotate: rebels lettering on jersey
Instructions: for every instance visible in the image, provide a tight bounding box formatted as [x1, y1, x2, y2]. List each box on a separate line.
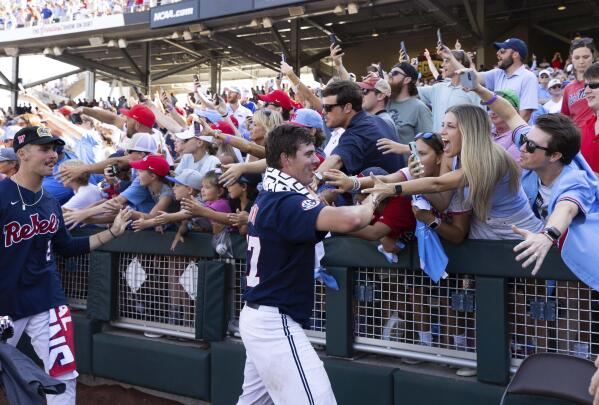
[243, 190, 326, 326]
[4, 213, 59, 247]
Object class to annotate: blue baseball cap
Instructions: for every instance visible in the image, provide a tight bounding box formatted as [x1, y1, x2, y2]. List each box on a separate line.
[0, 148, 17, 161]
[290, 108, 323, 130]
[493, 38, 528, 60]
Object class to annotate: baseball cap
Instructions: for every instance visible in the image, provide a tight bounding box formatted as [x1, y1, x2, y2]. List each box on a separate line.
[538, 69, 551, 78]
[227, 86, 242, 94]
[357, 75, 392, 97]
[119, 104, 156, 128]
[211, 120, 236, 136]
[12, 126, 65, 152]
[175, 123, 215, 144]
[165, 169, 202, 190]
[3, 125, 21, 141]
[0, 148, 17, 161]
[290, 108, 324, 130]
[493, 38, 528, 59]
[129, 154, 170, 177]
[128, 132, 158, 153]
[258, 90, 302, 111]
[496, 89, 520, 110]
[391, 62, 419, 81]
[237, 173, 262, 187]
[57, 106, 74, 116]
[548, 78, 563, 89]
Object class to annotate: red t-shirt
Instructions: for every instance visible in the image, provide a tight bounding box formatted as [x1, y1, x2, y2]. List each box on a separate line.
[561, 80, 594, 128]
[580, 114, 599, 173]
[373, 196, 416, 241]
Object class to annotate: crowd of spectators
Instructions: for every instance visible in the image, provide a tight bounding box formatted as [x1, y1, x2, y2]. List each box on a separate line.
[1, 32, 598, 378]
[0, 0, 152, 29]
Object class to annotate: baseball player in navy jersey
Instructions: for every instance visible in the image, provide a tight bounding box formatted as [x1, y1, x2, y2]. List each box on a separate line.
[237, 124, 385, 405]
[0, 126, 131, 404]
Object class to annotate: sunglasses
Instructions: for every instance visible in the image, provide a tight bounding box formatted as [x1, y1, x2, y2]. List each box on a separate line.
[361, 88, 380, 95]
[572, 37, 594, 46]
[549, 85, 562, 90]
[521, 134, 551, 154]
[389, 69, 405, 77]
[321, 103, 341, 112]
[414, 132, 434, 140]
[585, 82, 599, 90]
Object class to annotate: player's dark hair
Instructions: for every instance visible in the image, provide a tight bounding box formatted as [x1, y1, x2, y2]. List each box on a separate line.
[583, 62, 599, 80]
[322, 80, 363, 112]
[534, 114, 580, 164]
[266, 124, 314, 169]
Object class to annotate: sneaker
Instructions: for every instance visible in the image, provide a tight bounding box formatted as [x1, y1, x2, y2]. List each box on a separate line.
[456, 367, 477, 377]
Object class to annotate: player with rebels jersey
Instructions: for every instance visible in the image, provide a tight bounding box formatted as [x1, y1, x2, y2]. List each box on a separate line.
[237, 124, 386, 405]
[0, 126, 131, 404]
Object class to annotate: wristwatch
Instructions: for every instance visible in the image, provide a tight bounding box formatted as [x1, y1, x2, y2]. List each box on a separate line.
[394, 184, 403, 195]
[543, 226, 562, 244]
[427, 217, 441, 230]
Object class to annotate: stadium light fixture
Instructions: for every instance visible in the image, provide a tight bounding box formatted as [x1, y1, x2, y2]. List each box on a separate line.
[262, 17, 273, 28]
[371, 29, 379, 37]
[42, 47, 52, 55]
[333, 5, 345, 15]
[557, 3, 567, 10]
[171, 31, 180, 39]
[189, 23, 205, 33]
[4, 47, 18, 57]
[107, 39, 117, 47]
[347, 2, 359, 14]
[118, 39, 127, 49]
[249, 18, 260, 27]
[183, 30, 193, 41]
[53, 47, 63, 56]
[288, 6, 305, 17]
[89, 36, 104, 47]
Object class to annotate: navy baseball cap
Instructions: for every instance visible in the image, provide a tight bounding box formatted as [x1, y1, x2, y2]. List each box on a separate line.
[493, 38, 528, 59]
[237, 173, 262, 187]
[12, 126, 65, 152]
[391, 62, 419, 81]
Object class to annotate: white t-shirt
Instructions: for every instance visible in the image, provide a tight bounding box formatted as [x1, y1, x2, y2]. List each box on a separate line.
[175, 152, 220, 179]
[323, 128, 345, 157]
[544, 98, 563, 114]
[63, 184, 103, 210]
[536, 179, 553, 223]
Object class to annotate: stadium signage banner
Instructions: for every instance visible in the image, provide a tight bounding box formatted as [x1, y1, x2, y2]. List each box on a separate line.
[0, 14, 125, 43]
[150, 0, 200, 28]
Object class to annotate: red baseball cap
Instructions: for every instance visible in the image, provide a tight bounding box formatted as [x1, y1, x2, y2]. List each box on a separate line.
[210, 120, 236, 136]
[258, 90, 302, 111]
[129, 154, 170, 177]
[57, 106, 74, 116]
[119, 104, 156, 128]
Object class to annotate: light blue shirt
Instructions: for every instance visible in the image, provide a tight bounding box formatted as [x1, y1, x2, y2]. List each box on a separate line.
[120, 177, 173, 213]
[417, 80, 483, 132]
[481, 65, 539, 111]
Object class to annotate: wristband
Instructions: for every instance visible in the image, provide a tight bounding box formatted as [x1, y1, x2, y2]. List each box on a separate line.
[427, 217, 441, 230]
[394, 184, 403, 195]
[108, 228, 117, 238]
[350, 176, 360, 192]
[542, 226, 561, 244]
[225, 135, 231, 145]
[481, 94, 498, 106]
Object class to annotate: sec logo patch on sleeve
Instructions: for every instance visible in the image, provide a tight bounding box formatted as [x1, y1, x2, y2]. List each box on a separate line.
[301, 199, 319, 211]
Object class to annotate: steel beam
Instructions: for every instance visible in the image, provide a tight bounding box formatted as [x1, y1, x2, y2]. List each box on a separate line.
[0, 70, 12, 87]
[415, 0, 480, 40]
[162, 39, 205, 60]
[48, 53, 140, 82]
[462, 0, 480, 37]
[11, 57, 19, 111]
[270, 27, 291, 60]
[151, 56, 210, 81]
[210, 34, 279, 71]
[23, 68, 84, 89]
[119, 48, 145, 79]
[532, 24, 571, 45]
[290, 19, 301, 74]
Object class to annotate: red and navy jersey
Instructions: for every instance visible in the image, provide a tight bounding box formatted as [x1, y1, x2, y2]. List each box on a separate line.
[0, 178, 90, 320]
[243, 190, 326, 326]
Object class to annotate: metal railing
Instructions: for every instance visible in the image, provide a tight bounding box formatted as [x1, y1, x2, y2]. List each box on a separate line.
[55, 253, 90, 310]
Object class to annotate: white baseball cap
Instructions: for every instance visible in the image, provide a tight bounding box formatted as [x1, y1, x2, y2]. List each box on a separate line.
[538, 69, 551, 78]
[548, 78, 562, 89]
[2, 125, 21, 141]
[165, 169, 203, 190]
[128, 132, 158, 153]
[175, 124, 214, 144]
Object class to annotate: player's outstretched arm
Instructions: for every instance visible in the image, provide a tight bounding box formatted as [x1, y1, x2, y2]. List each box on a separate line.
[316, 192, 378, 234]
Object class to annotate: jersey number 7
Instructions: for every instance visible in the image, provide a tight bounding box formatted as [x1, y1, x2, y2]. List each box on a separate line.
[246, 235, 261, 287]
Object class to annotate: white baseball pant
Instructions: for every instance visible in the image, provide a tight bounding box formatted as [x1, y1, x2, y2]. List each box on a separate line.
[8, 310, 77, 405]
[237, 304, 336, 405]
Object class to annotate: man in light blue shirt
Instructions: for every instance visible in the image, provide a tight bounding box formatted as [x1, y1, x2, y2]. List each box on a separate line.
[478, 38, 538, 122]
[418, 49, 482, 131]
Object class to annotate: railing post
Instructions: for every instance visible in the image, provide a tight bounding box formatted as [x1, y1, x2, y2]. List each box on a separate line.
[475, 276, 510, 384]
[87, 251, 117, 321]
[325, 266, 354, 358]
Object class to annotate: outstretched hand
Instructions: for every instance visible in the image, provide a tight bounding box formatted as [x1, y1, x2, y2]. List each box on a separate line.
[512, 225, 553, 276]
[362, 174, 394, 206]
[110, 209, 133, 236]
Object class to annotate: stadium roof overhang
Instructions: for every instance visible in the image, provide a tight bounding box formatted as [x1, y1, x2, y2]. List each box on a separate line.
[0, 0, 598, 92]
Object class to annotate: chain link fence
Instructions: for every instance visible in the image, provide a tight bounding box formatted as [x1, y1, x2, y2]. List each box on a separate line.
[55, 254, 90, 310]
[508, 277, 599, 368]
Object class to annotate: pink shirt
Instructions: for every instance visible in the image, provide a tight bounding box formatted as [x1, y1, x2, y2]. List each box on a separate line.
[492, 129, 521, 166]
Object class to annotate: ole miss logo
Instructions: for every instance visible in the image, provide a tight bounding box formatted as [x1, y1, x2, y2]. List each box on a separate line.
[3, 213, 59, 247]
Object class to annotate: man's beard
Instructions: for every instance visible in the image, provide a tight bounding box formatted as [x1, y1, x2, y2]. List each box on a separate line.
[498, 55, 514, 70]
[389, 81, 403, 99]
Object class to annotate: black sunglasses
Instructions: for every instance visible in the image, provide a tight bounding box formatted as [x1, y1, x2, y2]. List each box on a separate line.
[389, 69, 405, 77]
[322, 103, 341, 112]
[521, 134, 551, 154]
[361, 88, 380, 95]
[585, 82, 599, 90]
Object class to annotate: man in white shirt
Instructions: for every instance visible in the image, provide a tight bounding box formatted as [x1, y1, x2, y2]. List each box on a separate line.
[226, 86, 253, 138]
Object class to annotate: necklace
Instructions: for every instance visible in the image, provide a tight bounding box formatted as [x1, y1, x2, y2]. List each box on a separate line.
[11, 177, 44, 211]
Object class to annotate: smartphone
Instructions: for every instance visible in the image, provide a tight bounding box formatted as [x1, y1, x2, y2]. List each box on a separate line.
[459, 70, 476, 89]
[329, 33, 338, 47]
[193, 121, 203, 135]
[109, 164, 120, 177]
[376, 63, 384, 79]
[70, 112, 83, 125]
[400, 41, 409, 61]
[436, 28, 443, 46]
[409, 141, 420, 163]
[193, 74, 200, 84]
[277, 54, 285, 80]
[132, 85, 147, 102]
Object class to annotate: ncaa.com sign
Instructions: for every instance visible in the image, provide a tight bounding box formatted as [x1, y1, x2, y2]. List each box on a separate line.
[150, 0, 200, 28]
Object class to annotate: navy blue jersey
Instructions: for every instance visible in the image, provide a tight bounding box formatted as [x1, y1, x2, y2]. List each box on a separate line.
[0, 178, 90, 320]
[243, 190, 326, 326]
